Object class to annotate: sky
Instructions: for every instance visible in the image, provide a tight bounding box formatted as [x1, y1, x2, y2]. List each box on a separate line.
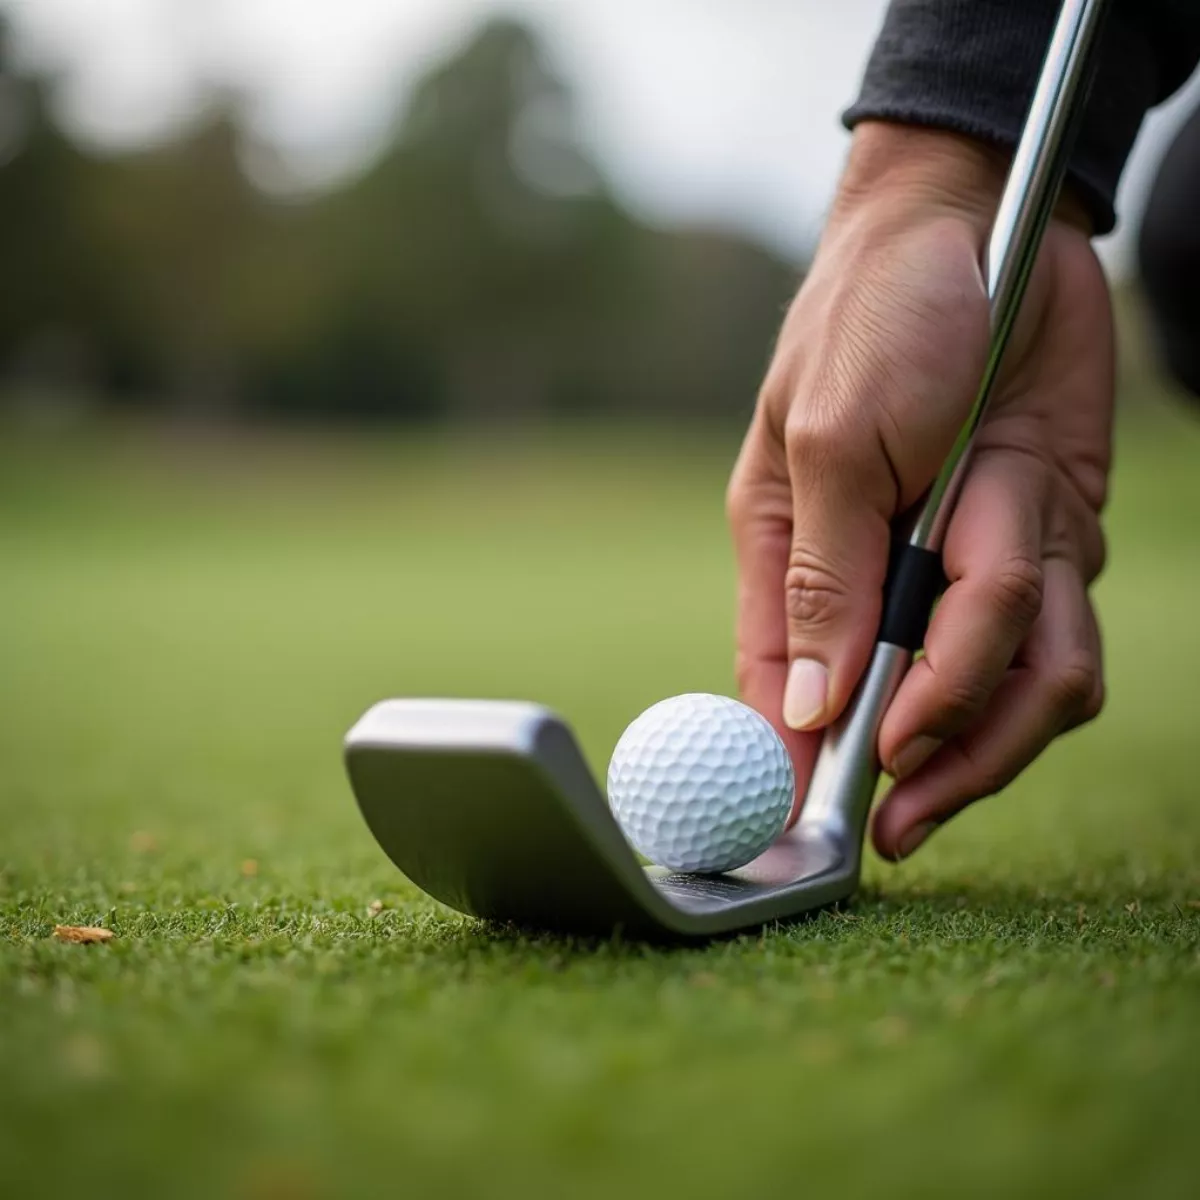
[5, 0, 1199, 273]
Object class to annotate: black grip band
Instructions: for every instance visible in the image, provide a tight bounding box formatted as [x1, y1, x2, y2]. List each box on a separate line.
[879, 541, 946, 651]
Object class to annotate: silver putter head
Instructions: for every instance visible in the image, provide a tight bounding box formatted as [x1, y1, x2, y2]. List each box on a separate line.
[347, 701, 835, 939]
[343, 648, 906, 938]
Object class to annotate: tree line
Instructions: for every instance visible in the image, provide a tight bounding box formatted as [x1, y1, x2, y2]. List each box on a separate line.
[0, 17, 801, 423]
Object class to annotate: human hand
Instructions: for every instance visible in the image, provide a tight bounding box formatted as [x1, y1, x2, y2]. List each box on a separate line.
[727, 123, 1113, 860]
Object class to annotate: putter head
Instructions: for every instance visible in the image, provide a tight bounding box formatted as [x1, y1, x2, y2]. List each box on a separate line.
[343, 680, 895, 939]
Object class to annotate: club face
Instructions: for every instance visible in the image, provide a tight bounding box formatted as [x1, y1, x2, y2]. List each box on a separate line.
[344, 699, 861, 939]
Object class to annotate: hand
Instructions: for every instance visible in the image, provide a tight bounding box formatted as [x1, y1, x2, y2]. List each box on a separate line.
[727, 123, 1113, 860]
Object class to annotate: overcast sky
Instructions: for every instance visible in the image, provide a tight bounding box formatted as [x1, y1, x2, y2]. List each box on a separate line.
[5, 0, 1199, 273]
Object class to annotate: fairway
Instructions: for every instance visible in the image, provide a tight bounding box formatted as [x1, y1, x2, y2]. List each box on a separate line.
[2, 410, 1199, 1199]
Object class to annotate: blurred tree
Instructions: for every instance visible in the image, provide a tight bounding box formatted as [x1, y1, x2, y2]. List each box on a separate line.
[0, 19, 113, 403]
[0, 15, 800, 424]
[82, 108, 273, 413]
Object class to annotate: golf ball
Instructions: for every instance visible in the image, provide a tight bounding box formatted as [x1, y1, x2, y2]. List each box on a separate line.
[606, 693, 794, 875]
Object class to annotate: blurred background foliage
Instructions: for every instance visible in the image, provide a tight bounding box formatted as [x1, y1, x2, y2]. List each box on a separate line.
[0, 15, 799, 425]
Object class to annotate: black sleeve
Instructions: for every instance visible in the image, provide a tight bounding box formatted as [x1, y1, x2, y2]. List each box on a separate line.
[843, 0, 1200, 234]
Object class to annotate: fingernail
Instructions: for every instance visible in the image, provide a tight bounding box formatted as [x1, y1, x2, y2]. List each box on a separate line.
[783, 658, 828, 730]
[891, 735, 942, 781]
[896, 820, 939, 860]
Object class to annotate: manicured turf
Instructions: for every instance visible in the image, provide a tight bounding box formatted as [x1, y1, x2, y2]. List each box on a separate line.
[2, 406, 1199, 1199]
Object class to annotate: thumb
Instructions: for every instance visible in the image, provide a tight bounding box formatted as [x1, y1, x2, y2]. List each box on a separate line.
[775, 219, 992, 731]
[762, 205, 997, 732]
[781, 415, 892, 731]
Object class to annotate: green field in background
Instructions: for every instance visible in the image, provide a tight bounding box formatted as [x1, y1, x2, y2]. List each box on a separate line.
[2, 407, 1199, 1199]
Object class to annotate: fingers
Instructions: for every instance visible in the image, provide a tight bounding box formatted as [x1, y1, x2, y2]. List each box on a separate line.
[781, 411, 893, 732]
[872, 556, 1103, 861]
[776, 223, 992, 733]
[878, 443, 1049, 778]
[728, 425, 823, 818]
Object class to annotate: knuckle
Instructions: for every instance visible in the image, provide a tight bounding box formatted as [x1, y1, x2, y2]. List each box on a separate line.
[985, 556, 1045, 629]
[784, 557, 850, 631]
[938, 673, 994, 723]
[726, 421, 792, 536]
[1080, 678, 1106, 724]
[1047, 653, 1099, 717]
[783, 410, 895, 515]
[783, 414, 844, 474]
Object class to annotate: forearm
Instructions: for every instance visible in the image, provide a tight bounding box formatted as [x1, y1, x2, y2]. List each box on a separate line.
[843, 0, 1200, 234]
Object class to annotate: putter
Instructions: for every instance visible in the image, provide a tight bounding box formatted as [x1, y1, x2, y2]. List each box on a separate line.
[344, 0, 1110, 939]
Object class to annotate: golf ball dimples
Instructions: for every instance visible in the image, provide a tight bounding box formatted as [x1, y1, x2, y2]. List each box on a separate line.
[607, 693, 794, 874]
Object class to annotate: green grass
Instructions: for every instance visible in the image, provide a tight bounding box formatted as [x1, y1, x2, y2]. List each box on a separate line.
[2, 408, 1199, 1199]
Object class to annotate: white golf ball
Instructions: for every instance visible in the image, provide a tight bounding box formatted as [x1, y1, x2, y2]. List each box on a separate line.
[606, 693, 794, 875]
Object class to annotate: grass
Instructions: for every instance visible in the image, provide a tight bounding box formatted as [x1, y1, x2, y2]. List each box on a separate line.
[2, 405, 1199, 1199]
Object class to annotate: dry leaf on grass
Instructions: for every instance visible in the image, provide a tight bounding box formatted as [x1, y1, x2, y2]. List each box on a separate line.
[53, 925, 114, 944]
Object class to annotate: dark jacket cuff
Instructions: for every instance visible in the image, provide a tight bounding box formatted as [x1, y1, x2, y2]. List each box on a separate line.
[842, 1, 1177, 235]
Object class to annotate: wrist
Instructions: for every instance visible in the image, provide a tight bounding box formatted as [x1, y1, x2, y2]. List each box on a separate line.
[834, 121, 1092, 237]
[837, 122, 1007, 228]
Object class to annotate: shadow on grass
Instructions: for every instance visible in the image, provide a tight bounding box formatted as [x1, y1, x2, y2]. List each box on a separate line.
[857, 874, 1194, 918]
[387, 872, 1198, 965]
[28, 873, 1187, 974]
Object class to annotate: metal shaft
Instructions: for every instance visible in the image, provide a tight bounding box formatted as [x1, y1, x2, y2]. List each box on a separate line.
[911, 0, 1109, 550]
[800, 0, 1110, 850]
